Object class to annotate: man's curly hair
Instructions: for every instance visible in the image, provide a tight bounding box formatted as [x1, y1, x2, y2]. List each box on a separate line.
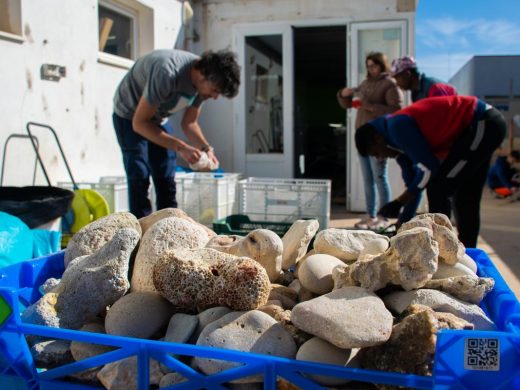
[194, 50, 241, 98]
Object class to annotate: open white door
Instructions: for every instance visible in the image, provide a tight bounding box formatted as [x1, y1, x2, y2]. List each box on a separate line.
[233, 24, 294, 178]
[347, 20, 408, 212]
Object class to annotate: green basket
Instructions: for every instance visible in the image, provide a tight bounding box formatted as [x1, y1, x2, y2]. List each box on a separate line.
[213, 214, 292, 236]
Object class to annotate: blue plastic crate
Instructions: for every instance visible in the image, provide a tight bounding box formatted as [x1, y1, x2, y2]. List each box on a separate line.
[0, 249, 518, 389]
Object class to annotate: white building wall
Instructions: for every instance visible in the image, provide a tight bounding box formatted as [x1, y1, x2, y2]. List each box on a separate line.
[0, 0, 182, 186]
[188, 0, 416, 172]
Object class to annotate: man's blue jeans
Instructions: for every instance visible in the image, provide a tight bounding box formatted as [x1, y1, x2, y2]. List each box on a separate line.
[113, 113, 177, 218]
[359, 155, 391, 217]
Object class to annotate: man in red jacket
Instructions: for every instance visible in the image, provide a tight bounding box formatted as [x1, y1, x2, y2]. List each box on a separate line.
[355, 95, 506, 247]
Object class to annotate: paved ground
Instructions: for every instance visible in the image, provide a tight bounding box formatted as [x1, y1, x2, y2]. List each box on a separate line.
[329, 191, 520, 299]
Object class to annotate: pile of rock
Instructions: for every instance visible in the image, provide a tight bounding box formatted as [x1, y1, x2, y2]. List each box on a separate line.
[22, 209, 495, 389]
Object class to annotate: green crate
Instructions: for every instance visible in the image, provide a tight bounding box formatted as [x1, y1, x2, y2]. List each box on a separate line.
[213, 214, 292, 236]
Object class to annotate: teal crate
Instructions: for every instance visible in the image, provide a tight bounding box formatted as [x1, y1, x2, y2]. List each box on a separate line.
[0, 249, 519, 389]
[213, 214, 292, 237]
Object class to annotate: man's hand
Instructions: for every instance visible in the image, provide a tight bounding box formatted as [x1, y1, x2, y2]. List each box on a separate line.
[339, 87, 354, 98]
[378, 200, 403, 218]
[177, 144, 202, 164]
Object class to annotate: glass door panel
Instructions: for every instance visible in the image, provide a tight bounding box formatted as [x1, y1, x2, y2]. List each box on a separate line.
[245, 35, 284, 154]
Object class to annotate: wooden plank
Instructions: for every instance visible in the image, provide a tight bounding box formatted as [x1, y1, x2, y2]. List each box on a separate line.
[98, 17, 114, 51]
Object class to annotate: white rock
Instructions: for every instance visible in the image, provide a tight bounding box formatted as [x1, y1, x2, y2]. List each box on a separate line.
[460, 253, 478, 273]
[358, 237, 389, 258]
[281, 219, 319, 270]
[298, 253, 345, 295]
[433, 262, 477, 279]
[314, 229, 385, 261]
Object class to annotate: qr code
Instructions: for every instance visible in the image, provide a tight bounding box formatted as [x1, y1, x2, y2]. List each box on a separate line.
[464, 338, 500, 371]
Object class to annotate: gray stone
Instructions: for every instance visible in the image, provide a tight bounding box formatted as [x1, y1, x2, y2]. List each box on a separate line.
[131, 217, 210, 293]
[153, 248, 271, 311]
[268, 284, 298, 309]
[22, 228, 139, 330]
[97, 356, 164, 389]
[40, 278, 60, 294]
[281, 219, 319, 270]
[314, 229, 386, 261]
[193, 310, 297, 383]
[31, 339, 73, 369]
[296, 337, 358, 386]
[105, 292, 175, 339]
[71, 322, 115, 362]
[291, 287, 393, 349]
[64, 212, 141, 267]
[159, 372, 187, 387]
[383, 289, 495, 330]
[165, 313, 199, 344]
[298, 253, 345, 294]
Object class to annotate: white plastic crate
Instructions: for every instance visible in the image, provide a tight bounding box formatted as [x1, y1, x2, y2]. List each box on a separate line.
[57, 179, 129, 213]
[238, 177, 331, 228]
[175, 172, 242, 226]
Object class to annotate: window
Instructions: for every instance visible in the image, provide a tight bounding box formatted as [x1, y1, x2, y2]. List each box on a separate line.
[0, 0, 22, 38]
[98, 2, 136, 60]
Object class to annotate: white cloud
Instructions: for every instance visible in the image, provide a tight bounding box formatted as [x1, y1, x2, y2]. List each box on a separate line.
[417, 16, 520, 79]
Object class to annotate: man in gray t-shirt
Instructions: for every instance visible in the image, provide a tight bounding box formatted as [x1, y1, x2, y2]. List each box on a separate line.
[112, 49, 240, 218]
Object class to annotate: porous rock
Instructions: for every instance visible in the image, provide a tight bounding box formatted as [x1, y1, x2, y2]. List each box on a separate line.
[424, 276, 494, 304]
[153, 248, 271, 311]
[64, 212, 141, 267]
[131, 216, 210, 293]
[22, 228, 139, 330]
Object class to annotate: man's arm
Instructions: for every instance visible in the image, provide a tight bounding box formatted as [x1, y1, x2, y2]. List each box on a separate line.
[181, 105, 219, 165]
[132, 96, 201, 164]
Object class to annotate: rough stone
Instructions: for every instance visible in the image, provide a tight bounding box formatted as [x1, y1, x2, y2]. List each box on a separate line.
[105, 292, 175, 339]
[314, 229, 386, 261]
[64, 212, 141, 267]
[22, 228, 139, 330]
[424, 276, 494, 304]
[291, 287, 393, 349]
[159, 372, 187, 387]
[383, 289, 495, 330]
[131, 216, 210, 293]
[399, 213, 465, 265]
[348, 227, 439, 291]
[193, 310, 297, 382]
[139, 207, 216, 237]
[268, 284, 298, 309]
[298, 253, 345, 294]
[31, 339, 73, 369]
[281, 219, 319, 270]
[153, 248, 271, 311]
[205, 229, 283, 282]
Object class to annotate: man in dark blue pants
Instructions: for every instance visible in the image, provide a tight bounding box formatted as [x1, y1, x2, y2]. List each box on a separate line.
[355, 95, 506, 248]
[113, 49, 240, 218]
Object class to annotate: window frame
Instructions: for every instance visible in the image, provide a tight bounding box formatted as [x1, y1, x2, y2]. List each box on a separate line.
[97, 0, 139, 66]
[0, 0, 24, 43]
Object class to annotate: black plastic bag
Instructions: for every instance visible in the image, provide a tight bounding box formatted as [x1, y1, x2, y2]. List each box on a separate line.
[0, 186, 74, 228]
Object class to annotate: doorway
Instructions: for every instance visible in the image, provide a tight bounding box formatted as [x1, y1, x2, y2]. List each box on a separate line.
[293, 26, 347, 205]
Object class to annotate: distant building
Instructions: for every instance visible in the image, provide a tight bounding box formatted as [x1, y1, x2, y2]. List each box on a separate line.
[449, 55, 520, 128]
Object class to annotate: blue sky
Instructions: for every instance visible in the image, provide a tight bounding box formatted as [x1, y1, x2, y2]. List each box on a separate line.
[416, 0, 520, 81]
